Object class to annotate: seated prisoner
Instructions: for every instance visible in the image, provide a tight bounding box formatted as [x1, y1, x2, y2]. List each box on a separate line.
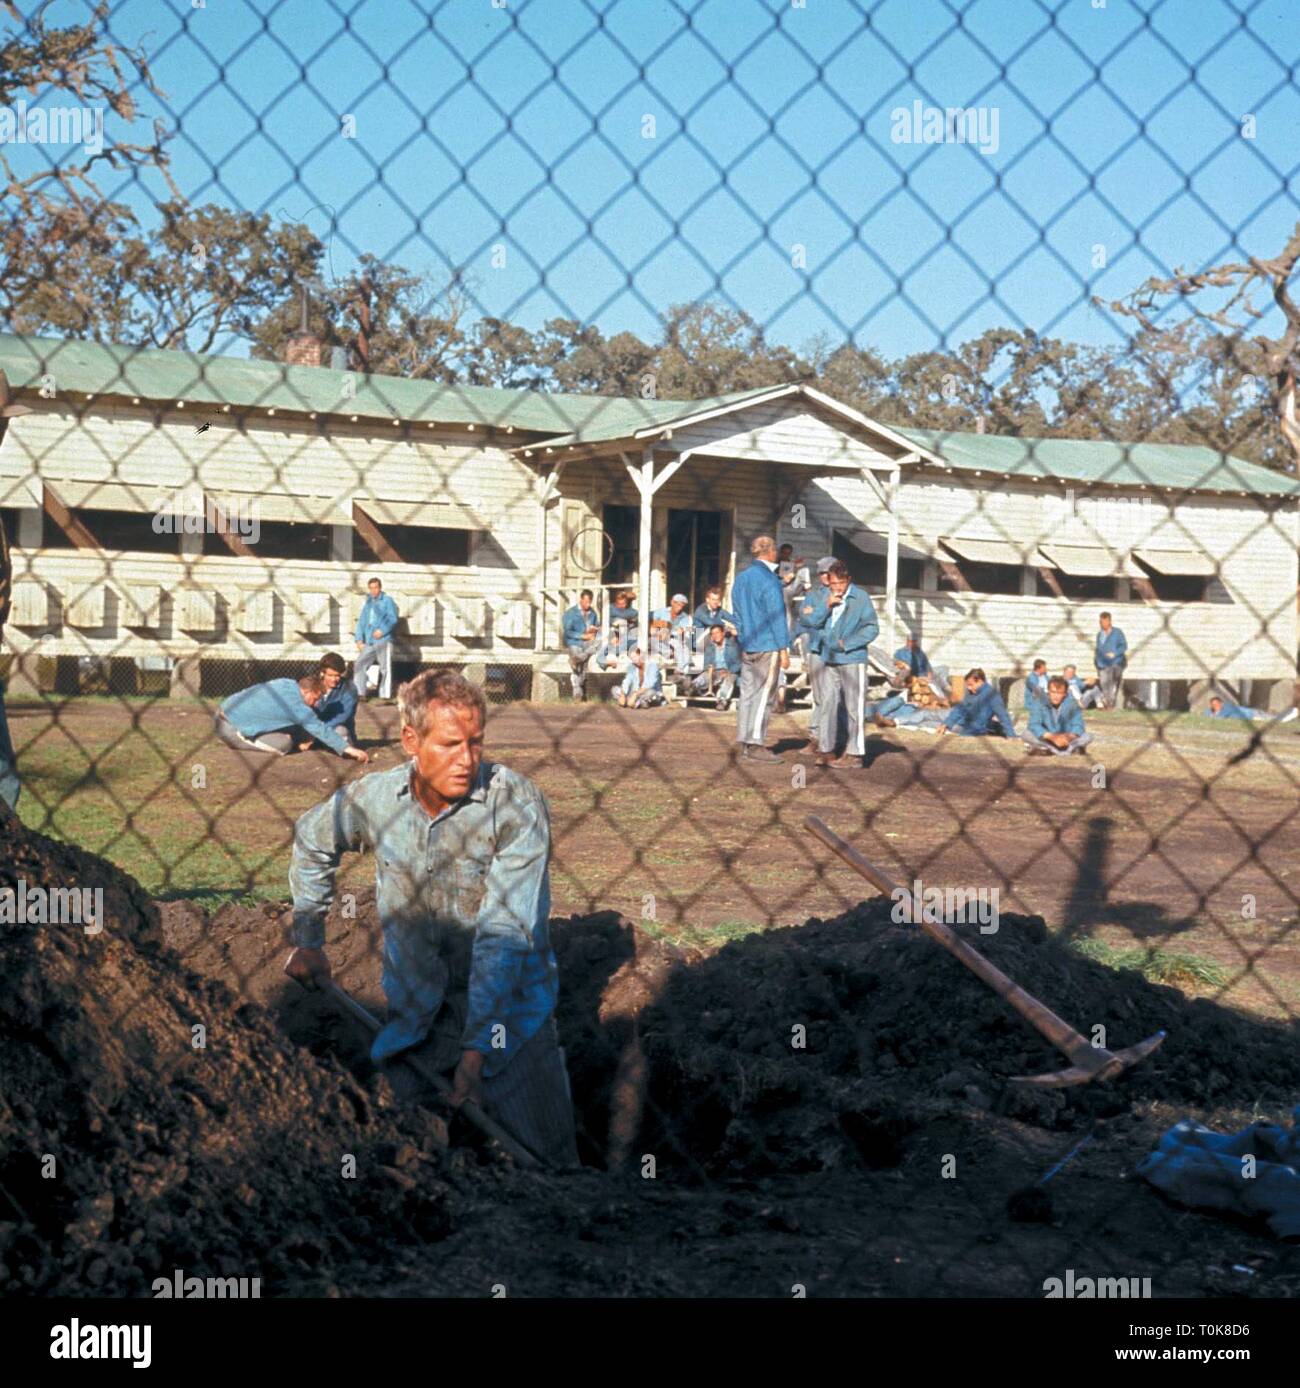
[216, 673, 369, 762]
[1020, 675, 1095, 756]
[940, 669, 1016, 740]
[283, 668, 579, 1168]
[562, 588, 601, 701]
[616, 647, 665, 708]
[684, 623, 742, 709]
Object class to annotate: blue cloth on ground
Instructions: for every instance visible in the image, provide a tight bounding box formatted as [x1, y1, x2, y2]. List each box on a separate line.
[1136, 1106, 1300, 1239]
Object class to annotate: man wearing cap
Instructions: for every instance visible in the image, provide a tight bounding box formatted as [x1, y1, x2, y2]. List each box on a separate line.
[804, 560, 878, 769]
[797, 556, 842, 757]
[649, 593, 694, 670]
[730, 534, 791, 762]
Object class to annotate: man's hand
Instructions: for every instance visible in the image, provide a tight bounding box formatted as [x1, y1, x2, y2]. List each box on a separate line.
[826, 591, 843, 607]
[297, 739, 314, 752]
[372, 628, 384, 640]
[1046, 732, 1072, 749]
[284, 945, 332, 991]
[344, 745, 370, 763]
[449, 1049, 485, 1108]
[582, 627, 598, 641]
[779, 648, 790, 670]
[355, 640, 364, 651]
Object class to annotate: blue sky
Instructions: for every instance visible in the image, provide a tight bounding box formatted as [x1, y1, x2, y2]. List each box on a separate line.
[17, 0, 1300, 358]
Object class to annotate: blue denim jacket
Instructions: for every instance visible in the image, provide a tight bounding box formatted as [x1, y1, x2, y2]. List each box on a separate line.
[316, 681, 358, 731]
[220, 677, 348, 754]
[1028, 693, 1086, 738]
[562, 603, 599, 649]
[355, 593, 399, 645]
[289, 759, 558, 1078]
[945, 682, 1016, 738]
[1095, 626, 1127, 670]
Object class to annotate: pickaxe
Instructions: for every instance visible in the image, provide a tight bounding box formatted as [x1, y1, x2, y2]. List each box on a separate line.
[805, 816, 1165, 1088]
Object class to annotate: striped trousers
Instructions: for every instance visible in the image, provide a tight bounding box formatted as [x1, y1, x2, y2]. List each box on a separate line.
[736, 649, 783, 746]
[807, 650, 844, 751]
[824, 662, 868, 756]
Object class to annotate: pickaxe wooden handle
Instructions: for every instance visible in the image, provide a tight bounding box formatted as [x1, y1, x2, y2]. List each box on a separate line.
[323, 980, 547, 1168]
[805, 816, 1165, 1087]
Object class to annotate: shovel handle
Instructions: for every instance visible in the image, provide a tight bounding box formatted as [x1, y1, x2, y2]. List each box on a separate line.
[804, 815, 1102, 1071]
[322, 980, 547, 1169]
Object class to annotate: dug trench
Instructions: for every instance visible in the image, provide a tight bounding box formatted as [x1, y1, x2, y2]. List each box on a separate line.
[6, 807, 1300, 1296]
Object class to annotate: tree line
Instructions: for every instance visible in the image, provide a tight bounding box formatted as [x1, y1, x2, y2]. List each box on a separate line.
[0, 4, 1295, 473]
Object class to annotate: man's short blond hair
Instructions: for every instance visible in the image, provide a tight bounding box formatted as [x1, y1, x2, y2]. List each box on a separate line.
[398, 668, 487, 736]
[751, 534, 776, 557]
[297, 674, 325, 698]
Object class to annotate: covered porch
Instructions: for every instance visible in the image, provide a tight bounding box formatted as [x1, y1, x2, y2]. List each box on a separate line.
[516, 382, 941, 657]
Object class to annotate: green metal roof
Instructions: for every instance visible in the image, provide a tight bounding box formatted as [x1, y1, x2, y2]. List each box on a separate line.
[0, 331, 747, 438]
[0, 332, 1294, 498]
[897, 427, 1300, 498]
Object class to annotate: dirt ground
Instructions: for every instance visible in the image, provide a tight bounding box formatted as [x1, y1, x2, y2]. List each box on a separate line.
[10, 696, 1300, 1018]
[6, 694, 1300, 1297]
[5, 706, 1300, 1295]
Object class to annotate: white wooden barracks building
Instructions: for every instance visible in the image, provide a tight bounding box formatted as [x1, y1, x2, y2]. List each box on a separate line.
[0, 330, 1296, 706]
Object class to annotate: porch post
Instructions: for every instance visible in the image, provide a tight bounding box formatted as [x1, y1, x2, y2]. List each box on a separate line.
[885, 465, 900, 657]
[638, 448, 654, 629]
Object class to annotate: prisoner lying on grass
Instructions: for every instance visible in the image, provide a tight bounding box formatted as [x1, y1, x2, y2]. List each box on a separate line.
[282, 667, 580, 1168]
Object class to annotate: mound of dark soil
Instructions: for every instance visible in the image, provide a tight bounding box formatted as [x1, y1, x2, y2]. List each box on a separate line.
[597, 903, 1300, 1178]
[166, 884, 1300, 1188]
[0, 806, 459, 1296]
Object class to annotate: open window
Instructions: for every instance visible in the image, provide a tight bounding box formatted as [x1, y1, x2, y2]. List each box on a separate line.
[938, 536, 1028, 595]
[352, 498, 477, 567]
[39, 481, 182, 555]
[831, 527, 928, 590]
[1035, 544, 1128, 601]
[1131, 549, 1217, 603]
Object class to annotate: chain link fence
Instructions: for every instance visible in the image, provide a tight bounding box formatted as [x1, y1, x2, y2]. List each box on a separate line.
[2, 0, 1299, 1304]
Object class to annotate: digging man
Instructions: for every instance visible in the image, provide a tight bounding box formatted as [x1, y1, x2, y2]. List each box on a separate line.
[283, 667, 580, 1167]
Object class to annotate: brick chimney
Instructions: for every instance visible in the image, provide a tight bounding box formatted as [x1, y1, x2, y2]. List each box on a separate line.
[285, 282, 323, 367]
[285, 330, 323, 368]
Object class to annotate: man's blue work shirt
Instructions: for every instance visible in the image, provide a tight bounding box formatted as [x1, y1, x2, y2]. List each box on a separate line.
[220, 677, 349, 754]
[702, 635, 742, 676]
[692, 601, 736, 631]
[316, 681, 358, 731]
[1211, 701, 1258, 721]
[355, 592, 399, 645]
[289, 759, 558, 1078]
[1028, 694, 1086, 738]
[945, 682, 1016, 738]
[562, 603, 599, 650]
[1095, 626, 1128, 670]
[894, 645, 932, 678]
